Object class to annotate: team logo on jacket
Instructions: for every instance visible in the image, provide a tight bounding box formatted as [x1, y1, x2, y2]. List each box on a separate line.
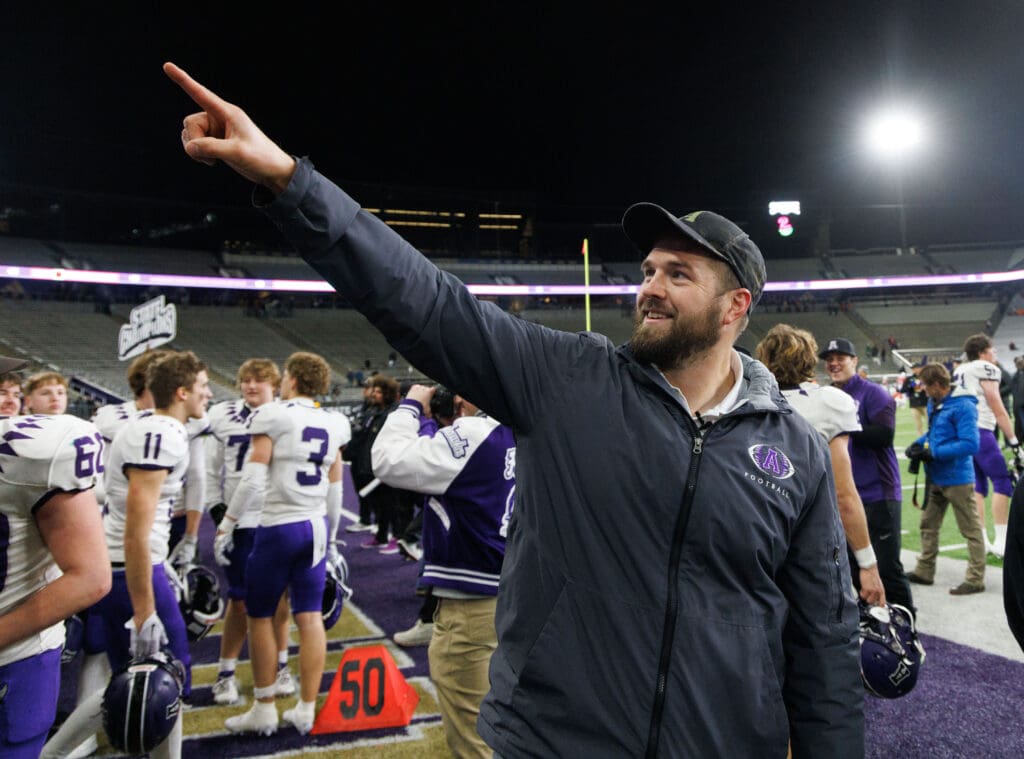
[748, 445, 795, 480]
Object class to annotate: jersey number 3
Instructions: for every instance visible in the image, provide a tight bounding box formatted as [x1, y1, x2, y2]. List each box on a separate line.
[297, 427, 329, 486]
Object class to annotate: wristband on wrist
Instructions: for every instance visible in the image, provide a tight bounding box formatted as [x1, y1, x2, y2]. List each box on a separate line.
[854, 544, 878, 569]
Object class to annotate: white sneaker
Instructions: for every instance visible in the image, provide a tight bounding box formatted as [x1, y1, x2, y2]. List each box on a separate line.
[275, 667, 297, 697]
[282, 703, 315, 735]
[990, 539, 1006, 559]
[345, 521, 374, 533]
[65, 734, 98, 759]
[393, 619, 434, 647]
[225, 703, 279, 735]
[397, 539, 422, 561]
[212, 675, 241, 705]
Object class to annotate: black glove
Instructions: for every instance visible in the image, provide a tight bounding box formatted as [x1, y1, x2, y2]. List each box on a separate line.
[209, 502, 228, 526]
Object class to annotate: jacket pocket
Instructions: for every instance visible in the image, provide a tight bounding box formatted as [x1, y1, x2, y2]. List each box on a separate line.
[659, 615, 789, 756]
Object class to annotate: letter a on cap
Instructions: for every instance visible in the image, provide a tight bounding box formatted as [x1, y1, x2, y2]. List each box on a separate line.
[312, 644, 419, 734]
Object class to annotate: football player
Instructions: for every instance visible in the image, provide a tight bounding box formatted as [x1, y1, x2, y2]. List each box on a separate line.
[92, 349, 209, 568]
[0, 367, 24, 416]
[216, 352, 350, 735]
[954, 333, 1020, 557]
[43, 351, 212, 759]
[59, 351, 173, 759]
[206, 358, 296, 705]
[0, 354, 110, 758]
[22, 371, 69, 416]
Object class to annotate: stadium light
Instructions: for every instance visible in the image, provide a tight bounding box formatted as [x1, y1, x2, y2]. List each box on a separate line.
[864, 107, 927, 161]
[863, 105, 929, 252]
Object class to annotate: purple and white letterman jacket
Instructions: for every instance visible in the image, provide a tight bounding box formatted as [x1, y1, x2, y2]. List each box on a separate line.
[372, 399, 515, 596]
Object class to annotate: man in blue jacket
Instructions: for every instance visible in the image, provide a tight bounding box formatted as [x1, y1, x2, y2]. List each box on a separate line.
[164, 62, 863, 759]
[905, 363, 985, 594]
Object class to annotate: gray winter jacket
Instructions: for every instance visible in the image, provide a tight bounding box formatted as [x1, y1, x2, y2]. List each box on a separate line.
[261, 158, 863, 758]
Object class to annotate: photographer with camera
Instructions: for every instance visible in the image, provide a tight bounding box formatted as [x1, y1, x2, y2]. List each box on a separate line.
[372, 384, 514, 758]
[905, 364, 986, 595]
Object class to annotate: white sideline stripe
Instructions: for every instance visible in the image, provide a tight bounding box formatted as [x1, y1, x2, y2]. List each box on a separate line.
[940, 543, 968, 551]
[247, 719, 444, 757]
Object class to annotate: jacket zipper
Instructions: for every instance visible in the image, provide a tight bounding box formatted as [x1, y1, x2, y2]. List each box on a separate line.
[833, 546, 845, 623]
[644, 420, 706, 758]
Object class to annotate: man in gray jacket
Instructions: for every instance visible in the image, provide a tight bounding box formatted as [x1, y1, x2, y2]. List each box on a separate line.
[165, 62, 863, 759]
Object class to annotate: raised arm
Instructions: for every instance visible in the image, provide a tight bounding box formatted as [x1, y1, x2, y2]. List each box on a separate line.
[164, 63, 601, 431]
[163, 62, 296, 193]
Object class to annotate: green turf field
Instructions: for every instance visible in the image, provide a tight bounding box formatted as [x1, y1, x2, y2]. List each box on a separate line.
[893, 403, 1009, 567]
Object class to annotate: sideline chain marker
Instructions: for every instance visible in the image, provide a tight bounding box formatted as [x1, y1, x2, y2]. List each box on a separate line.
[312, 644, 419, 734]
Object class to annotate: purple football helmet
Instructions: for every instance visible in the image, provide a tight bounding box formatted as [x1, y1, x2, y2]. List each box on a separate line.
[859, 600, 926, 698]
[103, 651, 184, 754]
[322, 552, 354, 630]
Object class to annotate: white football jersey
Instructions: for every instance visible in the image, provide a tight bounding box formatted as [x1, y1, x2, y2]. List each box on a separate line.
[206, 399, 262, 529]
[247, 399, 351, 527]
[953, 359, 1000, 430]
[92, 400, 140, 450]
[103, 413, 190, 564]
[92, 400, 142, 507]
[781, 382, 862, 441]
[0, 414, 103, 666]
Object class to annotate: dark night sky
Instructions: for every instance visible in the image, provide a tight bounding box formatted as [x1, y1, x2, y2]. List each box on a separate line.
[4, 3, 1024, 254]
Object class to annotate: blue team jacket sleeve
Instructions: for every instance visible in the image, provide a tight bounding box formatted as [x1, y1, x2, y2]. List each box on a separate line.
[778, 466, 864, 758]
[260, 157, 601, 432]
[938, 399, 980, 461]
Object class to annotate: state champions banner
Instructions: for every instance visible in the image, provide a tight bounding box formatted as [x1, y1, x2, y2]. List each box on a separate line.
[118, 295, 177, 361]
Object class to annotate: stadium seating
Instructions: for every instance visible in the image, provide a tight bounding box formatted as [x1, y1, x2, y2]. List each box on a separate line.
[0, 298, 143, 397]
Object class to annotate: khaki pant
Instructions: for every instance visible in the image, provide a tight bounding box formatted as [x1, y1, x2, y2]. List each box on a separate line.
[914, 482, 986, 586]
[428, 596, 498, 759]
[910, 405, 927, 436]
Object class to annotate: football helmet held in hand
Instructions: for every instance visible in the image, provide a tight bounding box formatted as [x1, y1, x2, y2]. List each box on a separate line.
[859, 600, 926, 699]
[103, 651, 184, 754]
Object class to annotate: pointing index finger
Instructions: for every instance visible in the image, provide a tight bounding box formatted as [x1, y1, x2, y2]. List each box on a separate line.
[163, 61, 231, 119]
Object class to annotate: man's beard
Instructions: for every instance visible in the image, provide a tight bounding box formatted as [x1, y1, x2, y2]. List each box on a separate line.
[630, 299, 723, 370]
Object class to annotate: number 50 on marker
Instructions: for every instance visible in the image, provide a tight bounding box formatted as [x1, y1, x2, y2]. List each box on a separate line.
[312, 644, 419, 734]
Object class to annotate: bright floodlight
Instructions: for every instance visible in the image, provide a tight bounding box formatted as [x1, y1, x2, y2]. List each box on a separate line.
[865, 108, 926, 159]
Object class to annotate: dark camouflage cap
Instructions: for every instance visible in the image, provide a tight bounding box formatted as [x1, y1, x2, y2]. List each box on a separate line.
[0, 355, 27, 374]
[622, 203, 767, 307]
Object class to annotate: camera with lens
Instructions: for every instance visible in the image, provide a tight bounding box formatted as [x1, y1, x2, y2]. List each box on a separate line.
[904, 442, 931, 475]
[430, 385, 456, 421]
